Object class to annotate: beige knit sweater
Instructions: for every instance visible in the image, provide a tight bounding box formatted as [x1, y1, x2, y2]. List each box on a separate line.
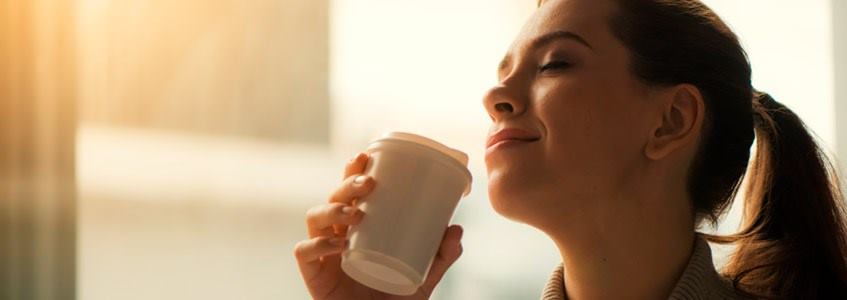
[541, 235, 746, 299]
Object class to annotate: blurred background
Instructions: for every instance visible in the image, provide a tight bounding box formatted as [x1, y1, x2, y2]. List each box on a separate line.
[2, 0, 846, 299]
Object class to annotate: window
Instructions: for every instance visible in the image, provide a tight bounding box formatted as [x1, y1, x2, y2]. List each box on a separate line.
[77, 0, 329, 143]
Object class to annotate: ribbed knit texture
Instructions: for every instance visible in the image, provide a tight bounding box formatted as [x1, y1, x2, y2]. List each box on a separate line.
[541, 235, 746, 299]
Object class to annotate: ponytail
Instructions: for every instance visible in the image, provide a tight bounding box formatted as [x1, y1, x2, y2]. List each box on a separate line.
[709, 92, 847, 298]
[602, 0, 847, 296]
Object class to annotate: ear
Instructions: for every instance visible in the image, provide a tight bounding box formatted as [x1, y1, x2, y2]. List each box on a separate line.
[644, 84, 705, 160]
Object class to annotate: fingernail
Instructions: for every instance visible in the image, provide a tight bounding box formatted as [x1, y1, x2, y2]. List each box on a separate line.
[342, 206, 357, 215]
[353, 175, 368, 185]
[329, 237, 345, 246]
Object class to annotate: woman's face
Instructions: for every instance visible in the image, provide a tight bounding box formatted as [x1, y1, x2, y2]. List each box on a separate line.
[483, 0, 660, 228]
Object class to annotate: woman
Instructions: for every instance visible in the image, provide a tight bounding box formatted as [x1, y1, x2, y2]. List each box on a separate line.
[294, 0, 847, 298]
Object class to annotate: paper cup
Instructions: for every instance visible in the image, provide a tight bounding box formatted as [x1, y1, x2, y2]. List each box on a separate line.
[340, 132, 472, 295]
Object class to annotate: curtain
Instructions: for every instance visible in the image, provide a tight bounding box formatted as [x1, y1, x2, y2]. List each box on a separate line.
[0, 0, 77, 299]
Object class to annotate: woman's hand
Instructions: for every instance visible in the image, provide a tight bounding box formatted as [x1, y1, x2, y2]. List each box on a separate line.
[294, 152, 465, 300]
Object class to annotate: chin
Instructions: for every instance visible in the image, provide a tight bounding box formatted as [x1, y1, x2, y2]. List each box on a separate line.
[486, 169, 537, 223]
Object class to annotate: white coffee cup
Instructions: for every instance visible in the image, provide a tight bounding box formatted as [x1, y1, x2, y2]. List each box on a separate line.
[340, 132, 472, 295]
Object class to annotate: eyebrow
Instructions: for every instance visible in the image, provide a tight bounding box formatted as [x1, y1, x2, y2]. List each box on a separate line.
[498, 30, 594, 76]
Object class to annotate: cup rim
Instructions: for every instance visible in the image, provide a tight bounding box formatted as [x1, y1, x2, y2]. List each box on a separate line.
[367, 134, 473, 196]
[374, 132, 468, 167]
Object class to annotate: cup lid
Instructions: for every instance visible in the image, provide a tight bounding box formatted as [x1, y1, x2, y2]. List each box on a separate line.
[376, 132, 469, 167]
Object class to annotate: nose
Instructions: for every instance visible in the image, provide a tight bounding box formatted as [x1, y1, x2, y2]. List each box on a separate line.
[482, 83, 526, 122]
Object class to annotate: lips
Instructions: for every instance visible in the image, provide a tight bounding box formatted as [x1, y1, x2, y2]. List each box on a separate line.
[486, 128, 541, 149]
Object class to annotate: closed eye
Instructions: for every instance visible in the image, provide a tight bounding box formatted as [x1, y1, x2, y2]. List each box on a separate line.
[539, 61, 572, 73]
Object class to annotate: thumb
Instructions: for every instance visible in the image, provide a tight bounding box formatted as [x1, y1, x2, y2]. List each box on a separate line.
[418, 224, 464, 296]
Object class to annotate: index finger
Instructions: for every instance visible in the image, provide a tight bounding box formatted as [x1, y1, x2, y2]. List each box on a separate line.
[344, 152, 370, 179]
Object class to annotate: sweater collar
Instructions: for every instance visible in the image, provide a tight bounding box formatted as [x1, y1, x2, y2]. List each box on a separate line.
[540, 234, 741, 299]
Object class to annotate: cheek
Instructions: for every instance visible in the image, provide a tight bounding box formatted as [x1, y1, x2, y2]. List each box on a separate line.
[537, 81, 648, 184]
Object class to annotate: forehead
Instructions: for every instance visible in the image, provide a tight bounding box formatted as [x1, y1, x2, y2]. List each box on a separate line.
[511, 0, 615, 51]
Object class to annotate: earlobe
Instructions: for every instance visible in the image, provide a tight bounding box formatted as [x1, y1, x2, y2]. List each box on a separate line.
[644, 85, 704, 160]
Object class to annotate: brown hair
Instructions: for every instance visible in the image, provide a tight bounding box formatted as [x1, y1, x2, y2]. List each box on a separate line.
[540, 0, 847, 297]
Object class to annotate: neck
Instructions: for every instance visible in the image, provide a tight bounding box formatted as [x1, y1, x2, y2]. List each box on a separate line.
[541, 184, 696, 300]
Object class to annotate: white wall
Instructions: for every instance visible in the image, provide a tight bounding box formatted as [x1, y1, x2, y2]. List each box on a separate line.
[833, 0, 847, 174]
